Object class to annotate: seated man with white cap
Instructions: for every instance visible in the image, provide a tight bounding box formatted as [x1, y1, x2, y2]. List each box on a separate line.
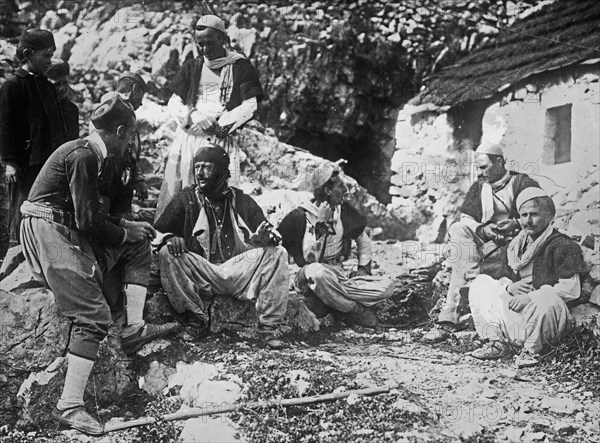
[423, 143, 540, 342]
[468, 187, 586, 367]
[20, 96, 180, 435]
[278, 162, 394, 328]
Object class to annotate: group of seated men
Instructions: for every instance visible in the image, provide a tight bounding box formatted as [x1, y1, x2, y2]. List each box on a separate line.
[423, 143, 587, 369]
[0, 17, 589, 439]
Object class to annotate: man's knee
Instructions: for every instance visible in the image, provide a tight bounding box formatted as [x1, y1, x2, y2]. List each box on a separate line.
[527, 293, 567, 316]
[303, 263, 328, 282]
[448, 220, 474, 240]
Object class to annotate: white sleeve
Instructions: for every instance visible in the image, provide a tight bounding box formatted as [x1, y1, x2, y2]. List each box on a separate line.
[459, 213, 482, 233]
[536, 274, 581, 302]
[217, 97, 258, 134]
[355, 231, 372, 266]
[167, 94, 190, 128]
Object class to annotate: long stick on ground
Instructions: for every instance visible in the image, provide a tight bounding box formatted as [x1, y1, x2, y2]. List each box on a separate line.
[104, 385, 391, 433]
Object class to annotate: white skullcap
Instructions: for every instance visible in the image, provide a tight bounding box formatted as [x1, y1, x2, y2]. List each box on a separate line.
[516, 187, 549, 211]
[475, 143, 504, 157]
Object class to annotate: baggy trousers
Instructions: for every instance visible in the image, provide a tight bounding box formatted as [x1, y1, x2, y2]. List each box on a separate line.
[301, 263, 394, 313]
[159, 245, 289, 327]
[437, 220, 502, 324]
[468, 275, 571, 354]
[20, 217, 150, 360]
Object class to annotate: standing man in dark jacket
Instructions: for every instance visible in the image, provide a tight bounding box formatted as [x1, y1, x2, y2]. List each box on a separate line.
[278, 162, 394, 328]
[423, 144, 541, 342]
[20, 97, 180, 435]
[0, 29, 70, 247]
[45, 58, 79, 141]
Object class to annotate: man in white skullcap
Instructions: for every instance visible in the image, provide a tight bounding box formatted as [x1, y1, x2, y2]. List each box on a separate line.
[467, 187, 586, 367]
[278, 161, 394, 328]
[423, 143, 541, 342]
[156, 14, 263, 219]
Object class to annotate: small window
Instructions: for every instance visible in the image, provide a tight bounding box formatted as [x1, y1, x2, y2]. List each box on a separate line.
[543, 104, 572, 165]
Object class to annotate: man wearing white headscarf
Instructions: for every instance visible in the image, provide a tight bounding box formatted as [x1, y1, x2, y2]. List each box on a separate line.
[467, 188, 587, 367]
[423, 144, 540, 342]
[156, 14, 263, 219]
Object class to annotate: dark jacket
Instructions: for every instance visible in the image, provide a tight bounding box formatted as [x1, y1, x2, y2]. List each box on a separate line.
[167, 57, 264, 110]
[154, 185, 267, 258]
[278, 202, 367, 267]
[0, 69, 69, 169]
[506, 229, 588, 290]
[27, 139, 126, 246]
[461, 172, 540, 222]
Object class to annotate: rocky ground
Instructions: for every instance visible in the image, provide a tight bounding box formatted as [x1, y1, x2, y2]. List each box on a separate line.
[1, 239, 599, 443]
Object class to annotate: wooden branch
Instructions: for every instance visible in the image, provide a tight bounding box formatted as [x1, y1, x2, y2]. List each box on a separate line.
[104, 385, 391, 433]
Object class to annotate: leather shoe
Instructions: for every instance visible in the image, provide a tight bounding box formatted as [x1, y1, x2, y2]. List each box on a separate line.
[121, 322, 181, 354]
[53, 406, 104, 436]
[258, 325, 287, 350]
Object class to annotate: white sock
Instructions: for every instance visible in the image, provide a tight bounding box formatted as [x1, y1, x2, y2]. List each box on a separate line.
[122, 284, 146, 336]
[57, 353, 94, 410]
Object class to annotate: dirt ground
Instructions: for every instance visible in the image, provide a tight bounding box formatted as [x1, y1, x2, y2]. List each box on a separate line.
[1, 241, 598, 443]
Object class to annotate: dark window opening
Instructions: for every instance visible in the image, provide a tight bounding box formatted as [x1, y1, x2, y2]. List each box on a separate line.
[544, 104, 572, 165]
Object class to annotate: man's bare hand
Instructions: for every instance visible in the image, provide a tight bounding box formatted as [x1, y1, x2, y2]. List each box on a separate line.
[495, 218, 519, 234]
[125, 221, 156, 243]
[507, 280, 533, 296]
[508, 294, 532, 312]
[132, 181, 148, 201]
[4, 163, 20, 184]
[166, 236, 187, 257]
[188, 110, 217, 135]
[250, 221, 281, 246]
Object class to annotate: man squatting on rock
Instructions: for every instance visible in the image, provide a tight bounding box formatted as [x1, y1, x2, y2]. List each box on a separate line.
[278, 162, 394, 327]
[423, 143, 540, 342]
[468, 187, 587, 368]
[19, 96, 180, 435]
[153, 144, 289, 349]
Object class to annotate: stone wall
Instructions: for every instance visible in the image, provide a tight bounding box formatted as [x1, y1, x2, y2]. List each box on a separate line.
[389, 105, 474, 241]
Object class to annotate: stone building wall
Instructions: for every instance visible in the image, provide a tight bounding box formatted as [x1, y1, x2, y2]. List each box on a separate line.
[391, 64, 599, 245]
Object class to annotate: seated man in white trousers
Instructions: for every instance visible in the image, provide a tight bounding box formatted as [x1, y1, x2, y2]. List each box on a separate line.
[468, 188, 587, 367]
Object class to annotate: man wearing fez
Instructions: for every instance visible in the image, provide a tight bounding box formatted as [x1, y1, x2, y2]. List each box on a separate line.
[0, 29, 69, 248]
[20, 96, 180, 435]
[45, 58, 80, 141]
[278, 162, 394, 328]
[156, 14, 263, 219]
[468, 188, 586, 367]
[423, 143, 540, 343]
[96, 72, 148, 220]
[153, 144, 288, 349]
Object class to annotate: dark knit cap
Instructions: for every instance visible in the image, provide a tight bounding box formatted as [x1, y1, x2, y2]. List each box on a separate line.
[18, 28, 55, 52]
[45, 59, 70, 78]
[91, 95, 136, 130]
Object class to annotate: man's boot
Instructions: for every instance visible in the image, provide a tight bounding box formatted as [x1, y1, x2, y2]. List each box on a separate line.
[346, 304, 378, 329]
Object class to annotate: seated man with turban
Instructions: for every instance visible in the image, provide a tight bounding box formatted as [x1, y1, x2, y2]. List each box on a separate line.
[468, 188, 587, 367]
[423, 143, 540, 342]
[153, 145, 289, 349]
